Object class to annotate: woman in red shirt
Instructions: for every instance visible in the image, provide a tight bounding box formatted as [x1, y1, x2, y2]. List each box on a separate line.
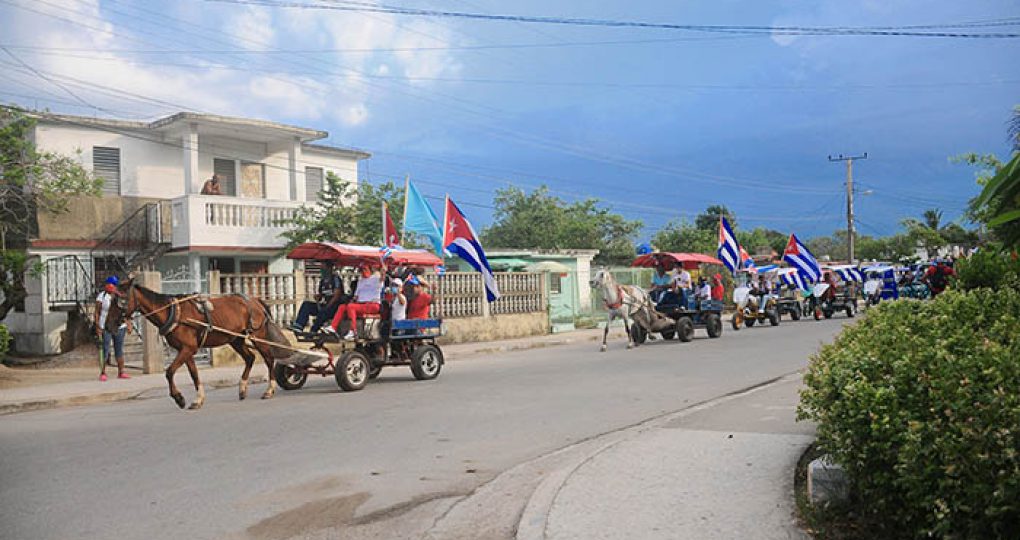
[405, 276, 433, 319]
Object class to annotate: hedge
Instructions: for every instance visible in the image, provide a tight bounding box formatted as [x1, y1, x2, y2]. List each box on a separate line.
[799, 289, 1020, 539]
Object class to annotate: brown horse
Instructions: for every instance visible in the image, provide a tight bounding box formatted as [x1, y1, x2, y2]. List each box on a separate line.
[119, 281, 293, 410]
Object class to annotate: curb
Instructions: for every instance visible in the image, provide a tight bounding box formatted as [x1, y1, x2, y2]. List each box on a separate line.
[514, 372, 803, 540]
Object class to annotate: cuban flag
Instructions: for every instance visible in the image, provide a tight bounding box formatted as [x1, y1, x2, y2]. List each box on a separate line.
[780, 268, 812, 291]
[783, 234, 822, 282]
[740, 246, 757, 273]
[834, 267, 864, 283]
[382, 202, 401, 247]
[443, 196, 500, 302]
[717, 217, 741, 275]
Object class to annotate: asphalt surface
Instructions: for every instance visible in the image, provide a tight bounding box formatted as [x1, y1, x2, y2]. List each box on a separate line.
[0, 318, 847, 540]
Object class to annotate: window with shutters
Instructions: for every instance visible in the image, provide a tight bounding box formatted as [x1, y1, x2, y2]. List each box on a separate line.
[305, 167, 323, 202]
[92, 146, 120, 195]
[213, 158, 237, 196]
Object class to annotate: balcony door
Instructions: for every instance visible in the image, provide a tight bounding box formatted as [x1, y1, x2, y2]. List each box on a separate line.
[239, 162, 265, 199]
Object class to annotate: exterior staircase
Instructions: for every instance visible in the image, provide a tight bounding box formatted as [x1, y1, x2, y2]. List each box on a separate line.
[45, 202, 170, 364]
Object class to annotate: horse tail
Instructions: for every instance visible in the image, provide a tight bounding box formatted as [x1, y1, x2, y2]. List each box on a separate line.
[254, 299, 294, 360]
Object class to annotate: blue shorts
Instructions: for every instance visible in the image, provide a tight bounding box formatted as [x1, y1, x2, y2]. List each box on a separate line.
[102, 327, 126, 360]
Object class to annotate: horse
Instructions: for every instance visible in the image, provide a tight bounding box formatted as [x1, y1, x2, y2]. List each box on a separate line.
[589, 268, 655, 352]
[118, 280, 293, 410]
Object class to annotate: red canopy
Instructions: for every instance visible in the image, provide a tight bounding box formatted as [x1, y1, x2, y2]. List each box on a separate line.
[286, 242, 443, 268]
[631, 252, 724, 270]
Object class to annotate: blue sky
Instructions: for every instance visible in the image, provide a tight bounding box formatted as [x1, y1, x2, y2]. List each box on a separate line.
[1, 0, 1017, 241]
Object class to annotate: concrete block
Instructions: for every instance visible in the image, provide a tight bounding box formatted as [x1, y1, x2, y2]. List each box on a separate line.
[808, 456, 849, 505]
[24, 295, 43, 316]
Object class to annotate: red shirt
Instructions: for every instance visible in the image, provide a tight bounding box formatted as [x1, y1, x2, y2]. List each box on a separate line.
[710, 283, 724, 301]
[407, 292, 432, 319]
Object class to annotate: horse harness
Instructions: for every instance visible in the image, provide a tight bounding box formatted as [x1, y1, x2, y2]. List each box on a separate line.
[605, 285, 627, 310]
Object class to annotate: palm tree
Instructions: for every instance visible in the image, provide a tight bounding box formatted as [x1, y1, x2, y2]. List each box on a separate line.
[922, 208, 943, 231]
[1009, 105, 1020, 153]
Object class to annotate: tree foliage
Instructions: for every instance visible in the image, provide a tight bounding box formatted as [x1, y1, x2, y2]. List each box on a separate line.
[653, 212, 785, 260]
[694, 204, 736, 231]
[0, 107, 102, 321]
[278, 173, 408, 251]
[481, 186, 643, 265]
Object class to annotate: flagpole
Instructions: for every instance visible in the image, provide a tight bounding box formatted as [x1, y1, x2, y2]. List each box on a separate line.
[381, 201, 386, 246]
[441, 194, 450, 248]
[400, 175, 409, 240]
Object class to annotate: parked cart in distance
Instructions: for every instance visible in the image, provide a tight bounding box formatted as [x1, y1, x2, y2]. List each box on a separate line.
[275, 242, 446, 392]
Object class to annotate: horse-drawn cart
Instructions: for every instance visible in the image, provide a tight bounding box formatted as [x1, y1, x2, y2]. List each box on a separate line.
[629, 252, 725, 342]
[277, 242, 446, 392]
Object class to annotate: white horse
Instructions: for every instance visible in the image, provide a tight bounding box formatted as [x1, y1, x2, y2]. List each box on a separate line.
[590, 268, 655, 352]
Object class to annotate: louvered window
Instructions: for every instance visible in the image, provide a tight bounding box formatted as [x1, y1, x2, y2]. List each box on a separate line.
[305, 167, 323, 202]
[213, 158, 237, 196]
[92, 146, 120, 195]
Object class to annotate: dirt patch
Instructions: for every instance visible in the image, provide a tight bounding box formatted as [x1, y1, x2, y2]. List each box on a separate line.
[246, 492, 371, 540]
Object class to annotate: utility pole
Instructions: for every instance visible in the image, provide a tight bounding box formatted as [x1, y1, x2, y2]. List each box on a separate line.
[828, 152, 867, 263]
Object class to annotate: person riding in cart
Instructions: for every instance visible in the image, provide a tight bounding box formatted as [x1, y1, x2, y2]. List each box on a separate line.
[290, 261, 346, 333]
[649, 264, 675, 304]
[923, 259, 955, 297]
[324, 264, 384, 340]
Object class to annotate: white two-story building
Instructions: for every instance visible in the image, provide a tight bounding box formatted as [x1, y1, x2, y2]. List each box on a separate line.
[8, 111, 369, 355]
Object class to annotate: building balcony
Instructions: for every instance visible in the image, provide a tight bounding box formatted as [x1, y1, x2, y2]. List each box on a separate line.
[170, 194, 303, 250]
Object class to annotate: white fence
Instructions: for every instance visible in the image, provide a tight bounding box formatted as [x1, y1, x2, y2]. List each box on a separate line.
[208, 269, 547, 323]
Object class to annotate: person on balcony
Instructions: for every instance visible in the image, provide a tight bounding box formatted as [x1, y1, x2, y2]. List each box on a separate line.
[95, 276, 130, 381]
[289, 262, 345, 333]
[324, 264, 383, 340]
[201, 173, 224, 195]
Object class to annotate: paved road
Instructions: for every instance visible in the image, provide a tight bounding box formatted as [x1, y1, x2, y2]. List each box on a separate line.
[0, 318, 847, 540]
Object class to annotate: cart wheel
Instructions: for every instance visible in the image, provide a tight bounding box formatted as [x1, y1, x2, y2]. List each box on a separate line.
[791, 303, 802, 321]
[706, 314, 723, 338]
[368, 363, 383, 380]
[273, 363, 307, 391]
[660, 329, 676, 340]
[731, 313, 741, 331]
[745, 316, 756, 328]
[768, 309, 780, 326]
[676, 317, 695, 342]
[629, 324, 647, 345]
[335, 351, 370, 392]
[824, 309, 833, 319]
[411, 344, 443, 380]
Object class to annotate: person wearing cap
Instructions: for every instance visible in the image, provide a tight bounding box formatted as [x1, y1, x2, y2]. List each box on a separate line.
[710, 273, 725, 301]
[324, 264, 383, 340]
[406, 277, 433, 319]
[94, 276, 130, 381]
[290, 262, 345, 333]
[695, 276, 712, 302]
[387, 277, 408, 321]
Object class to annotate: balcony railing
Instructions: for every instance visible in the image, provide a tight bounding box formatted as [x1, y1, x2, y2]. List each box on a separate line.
[171, 195, 303, 249]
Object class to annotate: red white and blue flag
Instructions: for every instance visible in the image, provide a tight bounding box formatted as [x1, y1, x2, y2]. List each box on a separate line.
[382, 202, 401, 247]
[739, 246, 757, 273]
[443, 196, 500, 302]
[716, 217, 741, 275]
[783, 234, 822, 282]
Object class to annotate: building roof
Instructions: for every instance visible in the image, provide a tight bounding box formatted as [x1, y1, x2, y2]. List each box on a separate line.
[32, 111, 369, 158]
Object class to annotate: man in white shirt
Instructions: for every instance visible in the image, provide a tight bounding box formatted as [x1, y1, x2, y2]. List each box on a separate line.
[675, 267, 693, 307]
[94, 276, 130, 381]
[388, 278, 407, 321]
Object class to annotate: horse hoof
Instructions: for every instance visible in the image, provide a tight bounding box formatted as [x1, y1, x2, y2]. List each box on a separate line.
[600, 345, 607, 352]
[188, 401, 204, 410]
[238, 391, 247, 401]
[171, 393, 186, 409]
[261, 391, 274, 400]
[626, 344, 633, 349]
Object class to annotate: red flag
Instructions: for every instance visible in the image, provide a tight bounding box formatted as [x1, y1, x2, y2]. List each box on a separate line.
[382, 202, 400, 247]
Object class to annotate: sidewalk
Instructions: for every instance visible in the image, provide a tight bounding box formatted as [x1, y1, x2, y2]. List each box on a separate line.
[0, 327, 625, 415]
[517, 373, 814, 540]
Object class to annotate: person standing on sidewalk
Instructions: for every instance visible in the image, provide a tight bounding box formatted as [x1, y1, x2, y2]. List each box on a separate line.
[95, 276, 130, 381]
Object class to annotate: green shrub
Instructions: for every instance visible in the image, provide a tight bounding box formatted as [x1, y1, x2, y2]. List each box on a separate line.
[0, 323, 10, 361]
[954, 246, 1020, 291]
[799, 289, 1020, 539]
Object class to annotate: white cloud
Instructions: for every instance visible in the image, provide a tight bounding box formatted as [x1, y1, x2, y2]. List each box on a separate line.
[228, 6, 275, 51]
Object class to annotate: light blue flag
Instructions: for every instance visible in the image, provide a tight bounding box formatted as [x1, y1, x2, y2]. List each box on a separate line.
[402, 180, 445, 257]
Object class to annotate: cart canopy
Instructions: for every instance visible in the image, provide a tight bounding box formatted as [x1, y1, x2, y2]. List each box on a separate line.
[631, 252, 723, 270]
[286, 242, 443, 268]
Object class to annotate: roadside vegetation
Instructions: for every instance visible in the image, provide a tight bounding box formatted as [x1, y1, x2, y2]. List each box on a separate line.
[797, 106, 1020, 539]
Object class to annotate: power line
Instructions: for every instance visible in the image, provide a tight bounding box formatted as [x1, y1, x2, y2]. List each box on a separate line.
[205, 0, 1020, 39]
